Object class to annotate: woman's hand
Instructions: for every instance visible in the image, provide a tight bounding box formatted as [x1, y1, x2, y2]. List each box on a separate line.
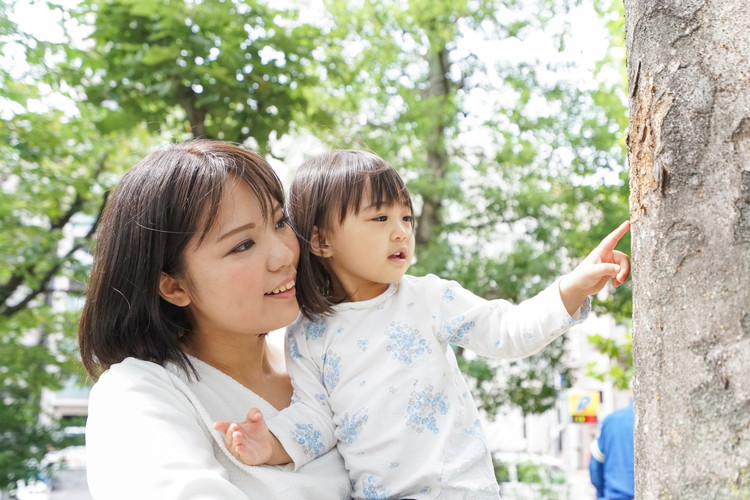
[559, 221, 631, 316]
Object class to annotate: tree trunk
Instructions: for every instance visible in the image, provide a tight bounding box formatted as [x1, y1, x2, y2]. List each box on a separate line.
[415, 45, 451, 246]
[625, 1, 750, 497]
[176, 84, 210, 139]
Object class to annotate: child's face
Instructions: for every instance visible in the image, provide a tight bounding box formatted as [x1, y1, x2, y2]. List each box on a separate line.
[321, 194, 415, 302]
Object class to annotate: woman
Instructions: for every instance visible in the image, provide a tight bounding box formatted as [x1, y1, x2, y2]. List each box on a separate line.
[78, 140, 351, 499]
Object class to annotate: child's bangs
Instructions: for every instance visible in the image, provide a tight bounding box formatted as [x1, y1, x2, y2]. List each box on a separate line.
[367, 168, 412, 210]
[338, 167, 412, 221]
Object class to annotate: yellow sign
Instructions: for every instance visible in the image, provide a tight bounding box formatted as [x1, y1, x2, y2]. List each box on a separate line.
[568, 390, 601, 424]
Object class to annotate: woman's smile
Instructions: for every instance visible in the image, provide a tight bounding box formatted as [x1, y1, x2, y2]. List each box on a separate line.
[266, 277, 297, 297]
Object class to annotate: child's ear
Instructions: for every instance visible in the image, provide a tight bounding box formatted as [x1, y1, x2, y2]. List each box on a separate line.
[159, 273, 191, 307]
[310, 226, 332, 258]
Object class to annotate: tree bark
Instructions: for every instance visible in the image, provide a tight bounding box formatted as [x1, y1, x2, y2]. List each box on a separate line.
[176, 84, 209, 139]
[625, 0, 750, 497]
[415, 45, 451, 246]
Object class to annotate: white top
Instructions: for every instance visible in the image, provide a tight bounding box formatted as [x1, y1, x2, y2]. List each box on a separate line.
[267, 274, 590, 499]
[85, 356, 351, 500]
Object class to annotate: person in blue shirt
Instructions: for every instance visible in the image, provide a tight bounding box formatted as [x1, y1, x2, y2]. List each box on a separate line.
[589, 400, 635, 500]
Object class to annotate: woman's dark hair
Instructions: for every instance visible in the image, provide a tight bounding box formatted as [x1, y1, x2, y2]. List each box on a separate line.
[288, 150, 413, 319]
[78, 140, 285, 380]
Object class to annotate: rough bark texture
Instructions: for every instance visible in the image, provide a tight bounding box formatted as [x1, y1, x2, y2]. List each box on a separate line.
[624, 0, 750, 498]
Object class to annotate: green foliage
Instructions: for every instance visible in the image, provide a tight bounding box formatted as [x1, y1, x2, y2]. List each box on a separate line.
[0, 310, 65, 492]
[69, 0, 332, 146]
[0, 1, 632, 489]
[0, 102, 154, 490]
[314, 0, 631, 415]
[1, 5, 160, 488]
[586, 331, 632, 390]
[459, 338, 573, 417]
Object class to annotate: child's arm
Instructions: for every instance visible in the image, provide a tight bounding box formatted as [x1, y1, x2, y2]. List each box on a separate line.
[427, 221, 631, 359]
[214, 326, 340, 469]
[213, 408, 291, 466]
[259, 326, 339, 470]
[558, 220, 631, 316]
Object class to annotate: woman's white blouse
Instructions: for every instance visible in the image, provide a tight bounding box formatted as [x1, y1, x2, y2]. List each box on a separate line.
[85, 356, 351, 499]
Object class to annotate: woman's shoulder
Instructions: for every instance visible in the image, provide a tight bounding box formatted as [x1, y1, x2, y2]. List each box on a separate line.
[95, 357, 171, 387]
[90, 357, 190, 408]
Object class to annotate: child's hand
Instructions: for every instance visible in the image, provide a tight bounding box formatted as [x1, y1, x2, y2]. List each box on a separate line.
[213, 408, 289, 466]
[559, 221, 631, 315]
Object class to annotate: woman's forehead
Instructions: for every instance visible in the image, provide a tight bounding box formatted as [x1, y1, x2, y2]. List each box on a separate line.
[195, 181, 280, 244]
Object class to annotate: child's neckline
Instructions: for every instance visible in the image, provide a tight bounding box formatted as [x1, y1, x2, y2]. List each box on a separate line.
[331, 281, 400, 311]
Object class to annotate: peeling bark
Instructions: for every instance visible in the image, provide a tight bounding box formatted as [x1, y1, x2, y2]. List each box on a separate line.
[627, 72, 673, 221]
[624, 0, 750, 497]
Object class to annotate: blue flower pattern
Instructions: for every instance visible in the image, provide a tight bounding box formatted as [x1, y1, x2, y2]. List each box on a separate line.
[385, 321, 431, 365]
[440, 315, 476, 344]
[338, 408, 369, 445]
[406, 386, 450, 434]
[303, 319, 326, 340]
[292, 423, 324, 458]
[322, 349, 341, 391]
[286, 329, 301, 359]
[467, 418, 485, 442]
[361, 475, 389, 499]
[284, 275, 584, 496]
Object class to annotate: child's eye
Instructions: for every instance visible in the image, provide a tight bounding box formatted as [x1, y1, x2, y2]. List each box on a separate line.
[373, 215, 388, 222]
[275, 215, 290, 229]
[403, 215, 414, 224]
[231, 240, 255, 254]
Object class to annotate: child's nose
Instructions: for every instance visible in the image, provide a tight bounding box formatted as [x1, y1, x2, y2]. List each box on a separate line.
[391, 220, 411, 240]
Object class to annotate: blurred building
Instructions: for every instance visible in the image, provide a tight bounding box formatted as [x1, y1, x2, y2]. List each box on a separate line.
[483, 312, 631, 470]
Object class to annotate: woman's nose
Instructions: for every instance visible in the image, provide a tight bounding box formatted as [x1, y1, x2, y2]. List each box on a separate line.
[268, 230, 299, 270]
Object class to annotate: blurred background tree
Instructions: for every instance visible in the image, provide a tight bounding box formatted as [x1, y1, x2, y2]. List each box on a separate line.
[0, 6, 154, 491]
[308, 0, 630, 415]
[0, 0, 630, 491]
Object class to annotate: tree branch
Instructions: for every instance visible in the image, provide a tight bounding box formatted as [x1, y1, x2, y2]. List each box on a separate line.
[0, 156, 110, 316]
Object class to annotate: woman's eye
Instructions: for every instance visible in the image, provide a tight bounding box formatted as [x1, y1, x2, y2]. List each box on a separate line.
[231, 240, 255, 253]
[275, 215, 290, 229]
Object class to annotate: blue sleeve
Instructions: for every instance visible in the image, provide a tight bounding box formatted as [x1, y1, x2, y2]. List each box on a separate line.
[588, 435, 605, 499]
[589, 449, 605, 498]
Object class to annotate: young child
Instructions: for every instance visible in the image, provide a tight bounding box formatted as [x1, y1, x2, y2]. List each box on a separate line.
[214, 150, 631, 499]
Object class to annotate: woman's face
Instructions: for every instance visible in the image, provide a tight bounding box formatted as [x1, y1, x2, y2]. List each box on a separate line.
[168, 179, 300, 340]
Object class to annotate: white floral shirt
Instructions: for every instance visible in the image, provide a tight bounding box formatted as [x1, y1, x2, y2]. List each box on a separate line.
[266, 274, 590, 500]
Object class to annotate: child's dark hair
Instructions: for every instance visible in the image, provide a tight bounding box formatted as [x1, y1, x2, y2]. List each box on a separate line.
[288, 150, 413, 318]
[78, 140, 285, 380]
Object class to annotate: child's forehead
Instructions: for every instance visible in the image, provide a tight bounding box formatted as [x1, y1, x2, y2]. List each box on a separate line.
[358, 197, 410, 211]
